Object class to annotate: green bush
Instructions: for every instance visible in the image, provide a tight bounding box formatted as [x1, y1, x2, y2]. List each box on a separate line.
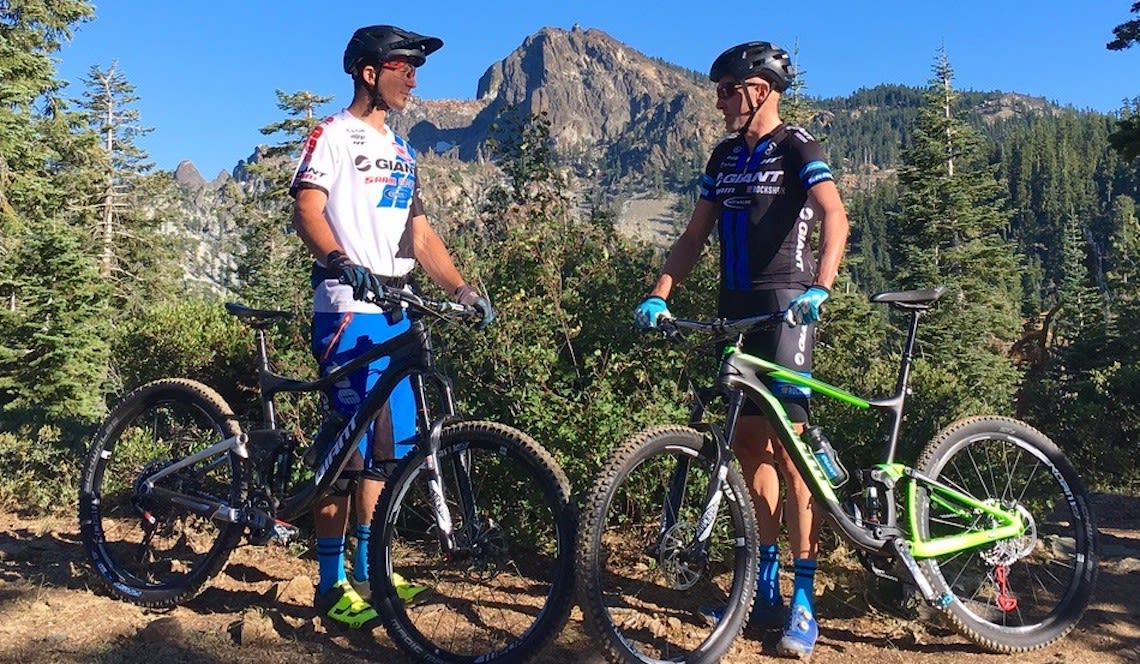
[0, 421, 86, 513]
[110, 296, 256, 413]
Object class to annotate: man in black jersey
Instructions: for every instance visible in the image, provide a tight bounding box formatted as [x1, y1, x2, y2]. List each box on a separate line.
[635, 41, 849, 659]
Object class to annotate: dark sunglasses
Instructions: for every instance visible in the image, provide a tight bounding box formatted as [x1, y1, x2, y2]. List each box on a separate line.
[715, 81, 762, 100]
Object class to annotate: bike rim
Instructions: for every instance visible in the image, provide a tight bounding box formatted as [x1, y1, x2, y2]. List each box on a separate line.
[379, 440, 567, 660]
[592, 443, 752, 662]
[88, 398, 237, 590]
[921, 432, 1091, 632]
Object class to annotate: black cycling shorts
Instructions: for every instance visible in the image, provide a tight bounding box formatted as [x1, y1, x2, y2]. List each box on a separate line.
[718, 288, 814, 423]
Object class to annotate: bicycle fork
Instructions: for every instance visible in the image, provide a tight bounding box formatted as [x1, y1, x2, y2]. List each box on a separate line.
[651, 392, 743, 583]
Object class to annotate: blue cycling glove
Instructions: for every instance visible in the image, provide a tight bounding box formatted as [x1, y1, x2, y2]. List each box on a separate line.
[634, 296, 670, 329]
[455, 284, 496, 330]
[327, 250, 381, 301]
[786, 285, 830, 326]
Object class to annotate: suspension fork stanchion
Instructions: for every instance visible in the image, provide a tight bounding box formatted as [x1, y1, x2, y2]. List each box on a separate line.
[689, 388, 744, 556]
[411, 324, 466, 556]
[653, 388, 713, 542]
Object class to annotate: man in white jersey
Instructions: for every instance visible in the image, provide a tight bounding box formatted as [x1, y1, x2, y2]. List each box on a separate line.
[289, 24, 494, 629]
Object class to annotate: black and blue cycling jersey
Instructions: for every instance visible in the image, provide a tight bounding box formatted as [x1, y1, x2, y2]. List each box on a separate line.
[699, 124, 834, 292]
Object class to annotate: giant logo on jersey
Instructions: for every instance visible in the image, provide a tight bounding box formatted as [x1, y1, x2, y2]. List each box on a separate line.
[354, 155, 414, 174]
[716, 170, 783, 186]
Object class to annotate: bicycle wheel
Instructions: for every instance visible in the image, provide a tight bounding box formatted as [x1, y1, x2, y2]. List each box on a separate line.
[914, 416, 1099, 652]
[577, 426, 758, 664]
[371, 420, 575, 664]
[78, 379, 246, 607]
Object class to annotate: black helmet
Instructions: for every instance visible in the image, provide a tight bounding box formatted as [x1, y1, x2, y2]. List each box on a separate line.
[343, 25, 443, 75]
[708, 41, 795, 92]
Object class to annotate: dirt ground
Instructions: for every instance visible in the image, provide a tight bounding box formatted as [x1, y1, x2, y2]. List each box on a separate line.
[0, 494, 1137, 664]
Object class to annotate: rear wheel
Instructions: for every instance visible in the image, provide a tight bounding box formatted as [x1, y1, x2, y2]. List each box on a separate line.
[371, 421, 575, 664]
[915, 416, 1099, 652]
[577, 426, 758, 664]
[78, 379, 245, 607]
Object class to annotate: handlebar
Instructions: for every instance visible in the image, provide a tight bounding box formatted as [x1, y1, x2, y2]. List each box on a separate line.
[653, 311, 787, 342]
[365, 284, 481, 325]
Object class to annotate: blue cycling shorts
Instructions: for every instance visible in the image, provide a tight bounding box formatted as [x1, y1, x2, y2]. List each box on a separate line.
[311, 310, 417, 466]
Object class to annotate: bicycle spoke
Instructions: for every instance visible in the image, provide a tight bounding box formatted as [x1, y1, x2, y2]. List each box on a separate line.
[916, 419, 1097, 651]
[380, 431, 570, 661]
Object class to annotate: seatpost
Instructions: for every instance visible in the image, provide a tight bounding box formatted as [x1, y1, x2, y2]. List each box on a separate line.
[883, 309, 923, 461]
[256, 328, 277, 428]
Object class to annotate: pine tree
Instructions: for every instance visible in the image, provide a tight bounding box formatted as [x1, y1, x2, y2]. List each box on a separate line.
[0, 1, 113, 423]
[0, 219, 110, 421]
[1055, 213, 1105, 341]
[1107, 2, 1140, 50]
[890, 49, 1023, 434]
[76, 62, 153, 277]
[0, 0, 96, 242]
[1107, 3, 1140, 160]
[235, 89, 331, 310]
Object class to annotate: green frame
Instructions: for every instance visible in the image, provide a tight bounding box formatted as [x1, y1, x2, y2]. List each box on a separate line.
[729, 349, 1026, 560]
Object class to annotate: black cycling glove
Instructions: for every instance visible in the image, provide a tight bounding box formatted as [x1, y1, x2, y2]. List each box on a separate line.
[327, 250, 380, 301]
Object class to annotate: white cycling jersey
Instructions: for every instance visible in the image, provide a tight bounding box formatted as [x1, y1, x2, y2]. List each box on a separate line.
[290, 109, 424, 313]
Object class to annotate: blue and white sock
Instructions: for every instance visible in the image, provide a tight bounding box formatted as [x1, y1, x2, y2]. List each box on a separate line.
[353, 523, 371, 583]
[791, 557, 818, 614]
[316, 536, 347, 595]
[757, 544, 782, 606]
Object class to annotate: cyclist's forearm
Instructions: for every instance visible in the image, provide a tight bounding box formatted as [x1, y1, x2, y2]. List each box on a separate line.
[411, 214, 465, 294]
[292, 200, 340, 262]
[650, 232, 704, 299]
[815, 211, 849, 290]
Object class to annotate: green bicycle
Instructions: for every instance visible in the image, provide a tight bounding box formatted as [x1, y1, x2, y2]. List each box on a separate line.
[577, 286, 1099, 664]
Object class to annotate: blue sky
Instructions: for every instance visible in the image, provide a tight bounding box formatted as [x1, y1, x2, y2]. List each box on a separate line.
[55, 1, 1139, 178]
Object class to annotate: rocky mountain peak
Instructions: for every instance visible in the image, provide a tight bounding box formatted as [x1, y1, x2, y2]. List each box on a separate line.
[389, 26, 722, 185]
[173, 160, 207, 190]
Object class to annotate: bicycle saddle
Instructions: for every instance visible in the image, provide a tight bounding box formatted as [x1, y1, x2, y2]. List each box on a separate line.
[224, 302, 294, 327]
[870, 287, 946, 310]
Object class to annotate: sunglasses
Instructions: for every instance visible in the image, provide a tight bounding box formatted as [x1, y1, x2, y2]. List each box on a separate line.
[715, 81, 763, 100]
[381, 58, 417, 78]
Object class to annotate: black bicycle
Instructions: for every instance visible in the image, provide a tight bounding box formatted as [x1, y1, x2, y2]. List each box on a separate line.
[577, 287, 1099, 663]
[78, 284, 576, 664]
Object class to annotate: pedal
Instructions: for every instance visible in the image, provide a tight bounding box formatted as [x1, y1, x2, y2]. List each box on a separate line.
[270, 520, 299, 544]
[247, 514, 297, 546]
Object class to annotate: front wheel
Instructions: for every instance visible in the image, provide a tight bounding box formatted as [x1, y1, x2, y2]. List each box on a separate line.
[577, 425, 759, 664]
[371, 420, 576, 664]
[915, 416, 1099, 653]
[78, 379, 246, 607]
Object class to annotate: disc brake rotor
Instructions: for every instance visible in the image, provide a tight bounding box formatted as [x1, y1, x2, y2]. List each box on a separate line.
[659, 522, 703, 591]
[980, 502, 1037, 567]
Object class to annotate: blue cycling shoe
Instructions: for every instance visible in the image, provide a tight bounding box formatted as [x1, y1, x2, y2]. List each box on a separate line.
[775, 604, 818, 658]
[699, 597, 785, 629]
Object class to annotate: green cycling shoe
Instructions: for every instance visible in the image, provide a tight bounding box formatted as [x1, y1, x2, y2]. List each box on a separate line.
[314, 580, 381, 629]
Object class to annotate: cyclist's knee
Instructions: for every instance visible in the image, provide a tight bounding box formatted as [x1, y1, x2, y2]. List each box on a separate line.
[331, 469, 360, 497]
[734, 416, 779, 461]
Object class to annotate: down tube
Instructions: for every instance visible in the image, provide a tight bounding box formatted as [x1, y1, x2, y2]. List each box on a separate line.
[721, 353, 886, 553]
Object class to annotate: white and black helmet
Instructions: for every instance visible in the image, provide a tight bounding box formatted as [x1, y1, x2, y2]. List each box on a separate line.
[709, 41, 795, 92]
[343, 24, 443, 75]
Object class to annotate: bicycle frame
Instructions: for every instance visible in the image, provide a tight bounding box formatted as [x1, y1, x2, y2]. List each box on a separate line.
[663, 307, 1027, 605]
[139, 308, 474, 556]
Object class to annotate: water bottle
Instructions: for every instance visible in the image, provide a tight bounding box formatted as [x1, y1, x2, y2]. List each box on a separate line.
[804, 425, 848, 487]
